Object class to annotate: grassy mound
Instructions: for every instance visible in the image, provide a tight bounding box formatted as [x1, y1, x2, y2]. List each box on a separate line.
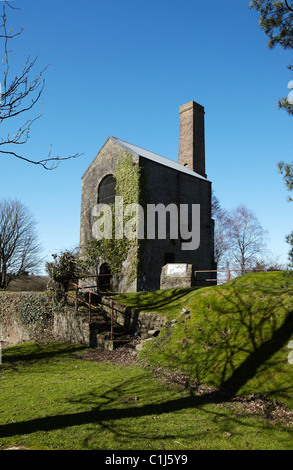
[116, 272, 293, 408]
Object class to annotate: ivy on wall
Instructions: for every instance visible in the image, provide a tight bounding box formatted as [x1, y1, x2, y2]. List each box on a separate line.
[0, 292, 54, 344]
[85, 151, 145, 286]
[19, 293, 49, 325]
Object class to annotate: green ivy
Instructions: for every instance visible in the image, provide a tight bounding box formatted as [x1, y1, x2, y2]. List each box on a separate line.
[19, 294, 49, 325]
[86, 151, 145, 285]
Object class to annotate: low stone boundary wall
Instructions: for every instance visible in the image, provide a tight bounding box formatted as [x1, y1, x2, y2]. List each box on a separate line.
[0, 291, 91, 346]
[0, 292, 53, 345]
[0, 292, 168, 347]
[53, 306, 90, 345]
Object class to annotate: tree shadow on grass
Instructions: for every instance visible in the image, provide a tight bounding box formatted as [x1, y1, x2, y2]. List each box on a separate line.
[1, 309, 293, 441]
[1, 342, 87, 366]
[115, 287, 201, 313]
[1, 380, 292, 444]
[152, 281, 293, 397]
[0, 383, 244, 440]
[220, 305, 293, 396]
[1, 282, 293, 441]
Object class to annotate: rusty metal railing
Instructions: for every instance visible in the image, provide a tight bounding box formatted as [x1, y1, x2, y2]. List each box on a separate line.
[67, 278, 114, 340]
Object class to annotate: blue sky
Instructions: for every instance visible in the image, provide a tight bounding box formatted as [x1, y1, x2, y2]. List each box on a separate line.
[1, 0, 292, 273]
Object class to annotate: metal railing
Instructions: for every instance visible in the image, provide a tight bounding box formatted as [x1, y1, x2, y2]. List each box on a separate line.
[67, 277, 115, 340]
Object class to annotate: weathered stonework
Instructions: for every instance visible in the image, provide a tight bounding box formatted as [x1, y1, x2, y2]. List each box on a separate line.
[0, 292, 53, 344]
[0, 292, 167, 348]
[79, 101, 216, 293]
[99, 295, 168, 339]
[178, 101, 206, 177]
[160, 263, 193, 289]
[80, 139, 139, 251]
[53, 306, 90, 345]
[138, 154, 215, 290]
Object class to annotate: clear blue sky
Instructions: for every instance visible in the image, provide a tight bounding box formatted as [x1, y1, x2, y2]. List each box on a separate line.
[1, 0, 292, 273]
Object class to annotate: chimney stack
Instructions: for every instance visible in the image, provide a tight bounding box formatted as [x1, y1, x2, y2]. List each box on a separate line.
[178, 101, 206, 178]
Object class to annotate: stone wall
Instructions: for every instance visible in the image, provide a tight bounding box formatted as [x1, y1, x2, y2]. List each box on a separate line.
[79, 138, 139, 293]
[99, 295, 168, 339]
[53, 297, 168, 348]
[160, 263, 193, 289]
[53, 306, 90, 345]
[0, 291, 168, 347]
[0, 292, 53, 345]
[0, 292, 92, 347]
[80, 133, 216, 293]
[138, 155, 215, 291]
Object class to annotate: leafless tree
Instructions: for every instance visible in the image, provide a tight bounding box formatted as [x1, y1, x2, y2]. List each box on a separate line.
[0, 198, 41, 289]
[226, 205, 267, 273]
[211, 193, 230, 266]
[0, 3, 81, 169]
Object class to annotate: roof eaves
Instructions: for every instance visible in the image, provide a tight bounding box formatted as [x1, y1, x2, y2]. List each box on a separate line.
[110, 136, 210, 182]
[82, 135, 210, 183]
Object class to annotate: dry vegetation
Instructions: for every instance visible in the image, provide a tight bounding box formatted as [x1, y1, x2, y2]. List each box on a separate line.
[5, 275, 49, 292]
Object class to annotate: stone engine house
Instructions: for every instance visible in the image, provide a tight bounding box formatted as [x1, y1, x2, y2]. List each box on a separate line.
[80, 100, 216, 292]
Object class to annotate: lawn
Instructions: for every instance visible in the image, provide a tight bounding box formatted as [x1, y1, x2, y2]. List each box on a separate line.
[0, 341, 292, 451]
[1, 271, 293, 451]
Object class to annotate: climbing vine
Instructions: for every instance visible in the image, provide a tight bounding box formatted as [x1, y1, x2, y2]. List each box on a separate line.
[85, 151, 146, 286]
[19, 293, 50, 325]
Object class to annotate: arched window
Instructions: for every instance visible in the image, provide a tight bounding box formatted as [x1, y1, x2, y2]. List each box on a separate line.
[98, 175, 116, 205]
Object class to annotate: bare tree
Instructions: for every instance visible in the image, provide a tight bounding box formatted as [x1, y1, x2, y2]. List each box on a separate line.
[226, 205, 267, 273]
[0, 3, 81, 169]
[0, 198, 41, 289]
[211, 193, 230, 266]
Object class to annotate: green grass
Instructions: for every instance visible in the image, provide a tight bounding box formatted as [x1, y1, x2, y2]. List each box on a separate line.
[116, 272, 293, 408]
[114, 286, 201, 319]
[0, 341, 293, 450]
[1, 271, 293, 450]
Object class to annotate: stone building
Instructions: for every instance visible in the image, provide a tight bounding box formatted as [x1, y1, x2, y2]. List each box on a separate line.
[80, 100, 216, 292]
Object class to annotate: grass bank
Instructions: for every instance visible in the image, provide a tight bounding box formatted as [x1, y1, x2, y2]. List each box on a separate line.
[116, 271, 293, 408]
[0, 341, 293, 450]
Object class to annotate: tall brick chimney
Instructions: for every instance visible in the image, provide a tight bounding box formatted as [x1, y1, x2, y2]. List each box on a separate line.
[178, 101, 206, 178]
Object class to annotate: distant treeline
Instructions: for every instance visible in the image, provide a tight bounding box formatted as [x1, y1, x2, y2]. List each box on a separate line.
[6, 275, 49, 292]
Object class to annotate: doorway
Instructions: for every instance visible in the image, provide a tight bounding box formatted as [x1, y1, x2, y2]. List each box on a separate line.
[98, 263, 112, 292]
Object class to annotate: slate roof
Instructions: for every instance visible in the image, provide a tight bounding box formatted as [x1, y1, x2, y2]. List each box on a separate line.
[82, 135, 209, 181]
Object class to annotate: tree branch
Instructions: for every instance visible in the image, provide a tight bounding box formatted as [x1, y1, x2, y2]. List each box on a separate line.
[0, 148, 82, 170]
[284, 1, 293, 13]
[0, 4, 82, 170]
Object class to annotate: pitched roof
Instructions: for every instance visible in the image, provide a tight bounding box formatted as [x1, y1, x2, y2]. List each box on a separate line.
[82, 135, 209, 181]
[110, 136, 208, 181]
